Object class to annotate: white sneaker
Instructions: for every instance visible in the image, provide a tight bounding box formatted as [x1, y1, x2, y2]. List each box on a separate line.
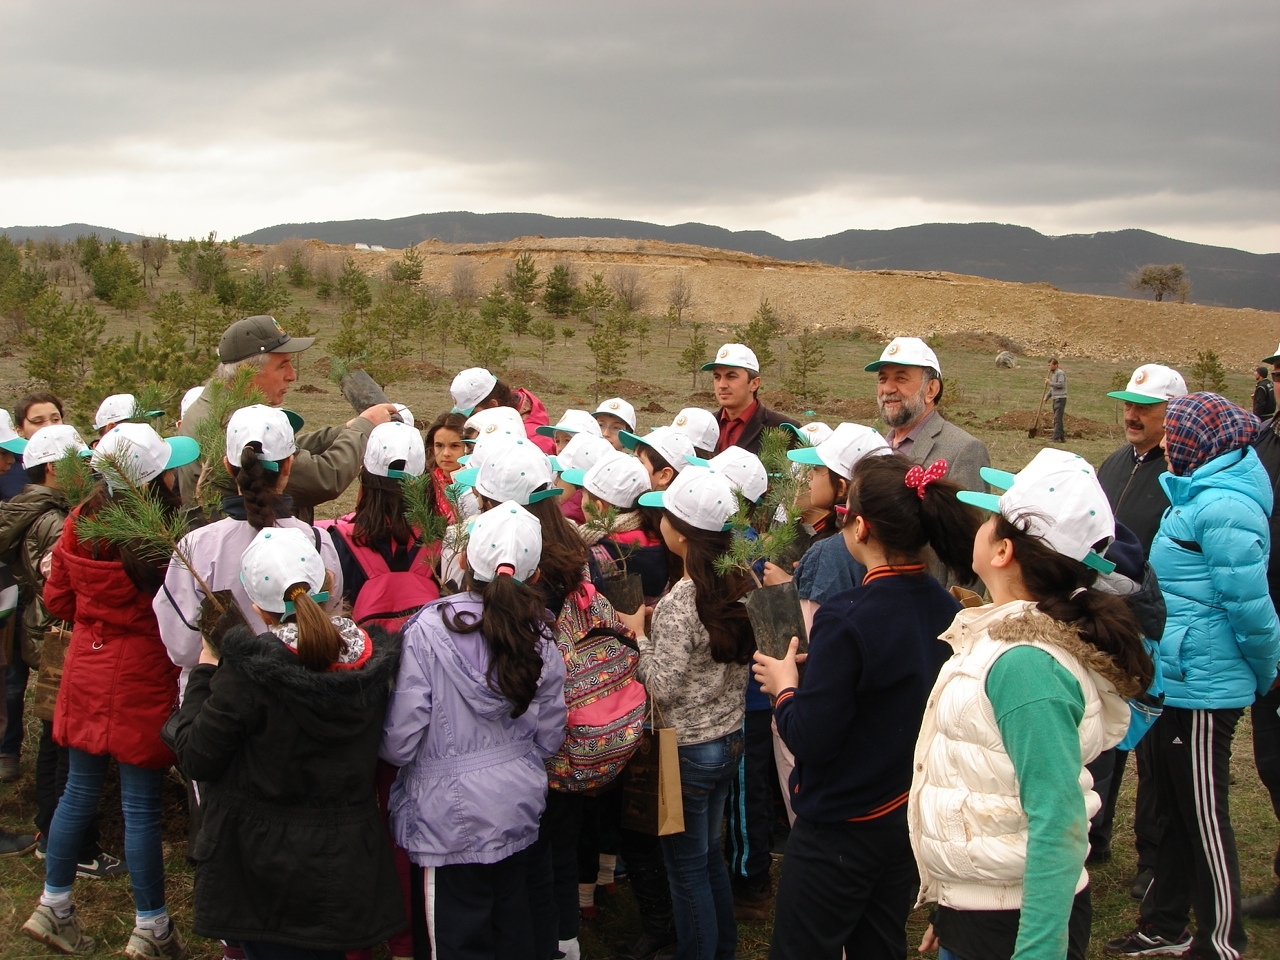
[124, 926, 189, 960]
[22, 904, 94, 954]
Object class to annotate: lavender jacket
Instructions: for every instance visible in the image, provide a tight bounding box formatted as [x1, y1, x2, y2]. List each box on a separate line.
[380, 594, 567, 867]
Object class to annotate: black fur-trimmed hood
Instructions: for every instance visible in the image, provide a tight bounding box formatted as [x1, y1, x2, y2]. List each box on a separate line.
[217, 621, 401, 716]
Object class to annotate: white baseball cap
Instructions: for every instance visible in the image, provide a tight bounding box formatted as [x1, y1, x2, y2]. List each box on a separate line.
[782, 421, 834, 446]
[225, 404, 297, 470]
[567, 452, 652, 509]
[550, 432, 616, 475]
[240, 527, 329, 615]
[536, 409, 603, 440]
[93, 394, 164, 431]
[1264, 343, 1280, 365]
[467, 500, 543, 583]
[1106, 364, 1189, 405]
[23, 425, 90, 468]
[92, 422, 200, 489]
[787, 422, 891, 480]
[0, 411, 26, 455]
[464, 405, 525, 442]
[180, 386, 205, 420]
[450, 367, 499, 415]
[958, 447, 1116, 574]
[688, 446, 769, 503]
[638, 465, 736, 532]
[670, 408, 720, 453]
[364, 421, 427, 479]
[392, 403, 415, 427]
[594, 398, 637, 431]
[455, 436, 562, 505]
[701, 343, 760, 373]
[864, 337, 942, 375]
[620, 426, 695, 473]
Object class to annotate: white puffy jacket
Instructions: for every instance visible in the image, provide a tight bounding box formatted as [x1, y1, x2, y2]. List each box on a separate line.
[908, 600, 1131, 911]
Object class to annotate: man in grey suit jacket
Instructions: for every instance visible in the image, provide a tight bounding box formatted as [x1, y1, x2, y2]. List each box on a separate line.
[865, 336, 991, 496]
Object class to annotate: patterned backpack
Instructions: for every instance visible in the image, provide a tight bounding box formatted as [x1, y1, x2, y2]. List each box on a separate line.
[545, 580, 647, 792]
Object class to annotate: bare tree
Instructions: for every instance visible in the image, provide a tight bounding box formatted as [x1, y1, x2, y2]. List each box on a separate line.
[451, 258, 479, 308]
[665, 269, 693, 345]
[609, 265, 647, 313]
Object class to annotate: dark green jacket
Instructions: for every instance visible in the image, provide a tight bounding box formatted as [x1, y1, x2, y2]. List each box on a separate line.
[0, 484, 70, 663]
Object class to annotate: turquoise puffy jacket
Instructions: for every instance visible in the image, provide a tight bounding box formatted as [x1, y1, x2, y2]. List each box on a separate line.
[1150, 447, 1280, 709]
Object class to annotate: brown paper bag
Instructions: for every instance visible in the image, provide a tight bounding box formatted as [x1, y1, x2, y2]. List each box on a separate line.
[33, 626, 71, 722]
[620, 721, 684, 836]
[949, 586, 986, 608]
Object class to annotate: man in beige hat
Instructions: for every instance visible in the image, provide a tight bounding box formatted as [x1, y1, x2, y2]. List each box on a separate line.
[178, 315, 397, 523]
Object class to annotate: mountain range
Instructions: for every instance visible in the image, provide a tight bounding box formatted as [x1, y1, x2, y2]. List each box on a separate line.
[6, 214, 1278, 311]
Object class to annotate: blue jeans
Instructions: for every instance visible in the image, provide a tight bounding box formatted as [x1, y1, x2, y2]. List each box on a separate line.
[45, 748, 166, 912]
[659, 730, 744, 960]
[939, 949, 967, 960]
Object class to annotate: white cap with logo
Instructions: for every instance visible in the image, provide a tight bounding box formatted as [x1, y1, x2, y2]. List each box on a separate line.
[23, 425, 90, 468]
[701, 343, 760, 373]
[464, 406, 525, 442]
[576, 452, 652, 509]
[0, 411, 26, 455]
[364, 421, 427, 479]
[225, 405, 297, 469]
[782, 421, 834, 446]
[467, 500, 543, 583]
[455, 436, 562, 505]
[93, 423, 201, 490]
[180, 387, 205, 420]
[692, 446, 769, 503]
[551, 432, 616, 475]
[537, 409, 604, 440]
[240, 527, 328, 614]
[670, 408, 720, 452]
[93, 394, 164, 431]
[620, 426, 695, 474]
[450, 367, 499, 415]
[787, 422, 891, 480]
[864, 337, 942, 375]
[594, 398, 637, 431]
[638, 465, 737, 531]
[1106, 364, 1189, 405]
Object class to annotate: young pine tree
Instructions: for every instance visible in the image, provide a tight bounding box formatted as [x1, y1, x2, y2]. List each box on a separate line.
[783, 325, 827, 405]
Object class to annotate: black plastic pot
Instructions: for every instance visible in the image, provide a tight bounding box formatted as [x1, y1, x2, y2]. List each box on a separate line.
[599, 572, 645, 615]
[340, 369, 392, 414]
[745, 581, 809, 661]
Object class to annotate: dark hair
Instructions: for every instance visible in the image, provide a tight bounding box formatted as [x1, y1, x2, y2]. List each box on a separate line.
[476, 493, 588, 607]
[665, 513, 755, 664]
[15, 392, 64, 429]
[79, 475, 183, 594]
[444, 574, 550, 717]
[285, 572, 343, 671]
[846, 454, 982, 583]
[425, 411, 467, 469]
[993, 514, 1153, 698]
[480, 379, 517, 410]
[1258, 366, 1270, 379]
[1049, 358, 1059, 365]
[354, 469, 415, 551]
[637, 445, 674, 479]
[923, 367, 944, 407]
[637, 504, 681, 590]
[229, 445, 286, 531]
[26, 462, 49, 485]
[810, 465, 851, 539]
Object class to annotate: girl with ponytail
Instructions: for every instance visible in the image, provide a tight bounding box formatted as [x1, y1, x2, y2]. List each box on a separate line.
[909, 448, 1151, 960]
[154, 404, 343, 698]
[752, 452, 981, 960]
[169, 526, 403, 958]
[381, 500, 567, 960]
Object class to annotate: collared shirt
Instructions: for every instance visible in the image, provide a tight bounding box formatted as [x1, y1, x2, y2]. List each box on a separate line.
[888, 409, 936, 457]
[718, 400, 759, 453]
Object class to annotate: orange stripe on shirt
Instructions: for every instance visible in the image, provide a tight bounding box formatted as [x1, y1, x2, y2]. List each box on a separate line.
[861, 563, 926, 585]
[847, 791, 910, 822]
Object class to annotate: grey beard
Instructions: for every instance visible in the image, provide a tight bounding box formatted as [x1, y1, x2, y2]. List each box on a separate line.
[879, 391, 927, 429]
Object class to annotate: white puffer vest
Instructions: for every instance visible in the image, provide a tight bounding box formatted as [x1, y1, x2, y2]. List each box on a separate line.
[908, 600, 1131, 911]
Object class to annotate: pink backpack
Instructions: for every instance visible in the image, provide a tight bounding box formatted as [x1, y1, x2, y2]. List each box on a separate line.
[328, 517, 441, 633]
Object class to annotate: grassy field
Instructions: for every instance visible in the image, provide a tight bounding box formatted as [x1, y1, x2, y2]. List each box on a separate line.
[0, 249, 1275, 956]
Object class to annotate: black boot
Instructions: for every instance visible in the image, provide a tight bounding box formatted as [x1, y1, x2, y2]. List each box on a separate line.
[1242, 884, 1280, 920]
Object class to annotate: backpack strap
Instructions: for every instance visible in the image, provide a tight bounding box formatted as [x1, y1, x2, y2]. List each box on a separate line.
[332, 519, 393, 580]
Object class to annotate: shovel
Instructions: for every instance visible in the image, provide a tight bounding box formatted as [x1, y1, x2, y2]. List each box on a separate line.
[1028, 391, 1048, 439]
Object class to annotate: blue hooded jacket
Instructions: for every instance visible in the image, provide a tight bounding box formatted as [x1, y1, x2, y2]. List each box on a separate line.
[1150, 447, 1280, 709]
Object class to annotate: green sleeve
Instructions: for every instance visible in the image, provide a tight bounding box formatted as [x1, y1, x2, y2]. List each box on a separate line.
[986, 645, 1087, 960]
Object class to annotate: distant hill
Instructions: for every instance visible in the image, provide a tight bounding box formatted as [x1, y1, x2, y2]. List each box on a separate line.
[238, 213, 1280, 311]
[0, 223, 143, 244]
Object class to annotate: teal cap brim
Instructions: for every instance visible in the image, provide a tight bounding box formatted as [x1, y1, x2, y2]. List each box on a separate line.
[780, 423, 805, 441]
[618, 431, 643, 451]
[786, 446, 823, 466]
[548, 456, 563, 472]
[560, 468, 587, 486]
[164, 436, 201, 471]
[956, 490, 1001, 512]
[1106, 391, 1164, 404]
[124, 409, 166, 423]
[283, 409, 305, 432]
[637, 490, 666, 508]
[685, 455, 710, 468]
[458, 454, 472, 465]
[451, 405, 475, 416]
[535, 425, 577, 439]
[0, 438, 27, 455]
[979, 466, 1016, 491]
[527, 487, 564, 503]
[1083, 552, 1118, 575]
[453, 466, 480, 487]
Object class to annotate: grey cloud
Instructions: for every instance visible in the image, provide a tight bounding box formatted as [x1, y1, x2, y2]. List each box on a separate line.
[0, 1, 1276, 236]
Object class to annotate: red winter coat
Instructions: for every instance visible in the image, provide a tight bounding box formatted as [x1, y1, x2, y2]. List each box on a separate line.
[516, 388, 556, 455]
[44, 512, 178, 769]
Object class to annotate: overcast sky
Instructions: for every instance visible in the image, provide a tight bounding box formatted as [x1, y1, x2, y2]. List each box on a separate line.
[1, 1, 1276, 252]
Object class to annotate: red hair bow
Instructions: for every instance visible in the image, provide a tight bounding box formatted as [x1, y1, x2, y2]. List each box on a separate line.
[905, 459, 948, 499]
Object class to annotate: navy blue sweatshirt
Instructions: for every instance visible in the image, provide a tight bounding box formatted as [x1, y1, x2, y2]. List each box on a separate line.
[773, 567, 959, 824]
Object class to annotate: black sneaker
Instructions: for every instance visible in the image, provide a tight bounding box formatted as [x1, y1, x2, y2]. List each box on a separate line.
[1130, 867, 1155, 901]
[614, 931, 677, 960]
[34, 832, 46, 858]
[0, 828, 37, 856]
[1242, 885, 1280, 919]
[77, 849, 128, 879]
[1104, 925, 1192, 956]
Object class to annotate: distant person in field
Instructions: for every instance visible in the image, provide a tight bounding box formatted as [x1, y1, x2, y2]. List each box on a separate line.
[1045, 358, 1067, 441]
[1254, 365, 1277, 419]
[865, 337, 990, 515]
[178, 315, 398, 523]
[701, 343, 800, 455]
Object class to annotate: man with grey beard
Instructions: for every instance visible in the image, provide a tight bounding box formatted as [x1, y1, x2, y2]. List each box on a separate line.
[864, 336, 990, 496]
